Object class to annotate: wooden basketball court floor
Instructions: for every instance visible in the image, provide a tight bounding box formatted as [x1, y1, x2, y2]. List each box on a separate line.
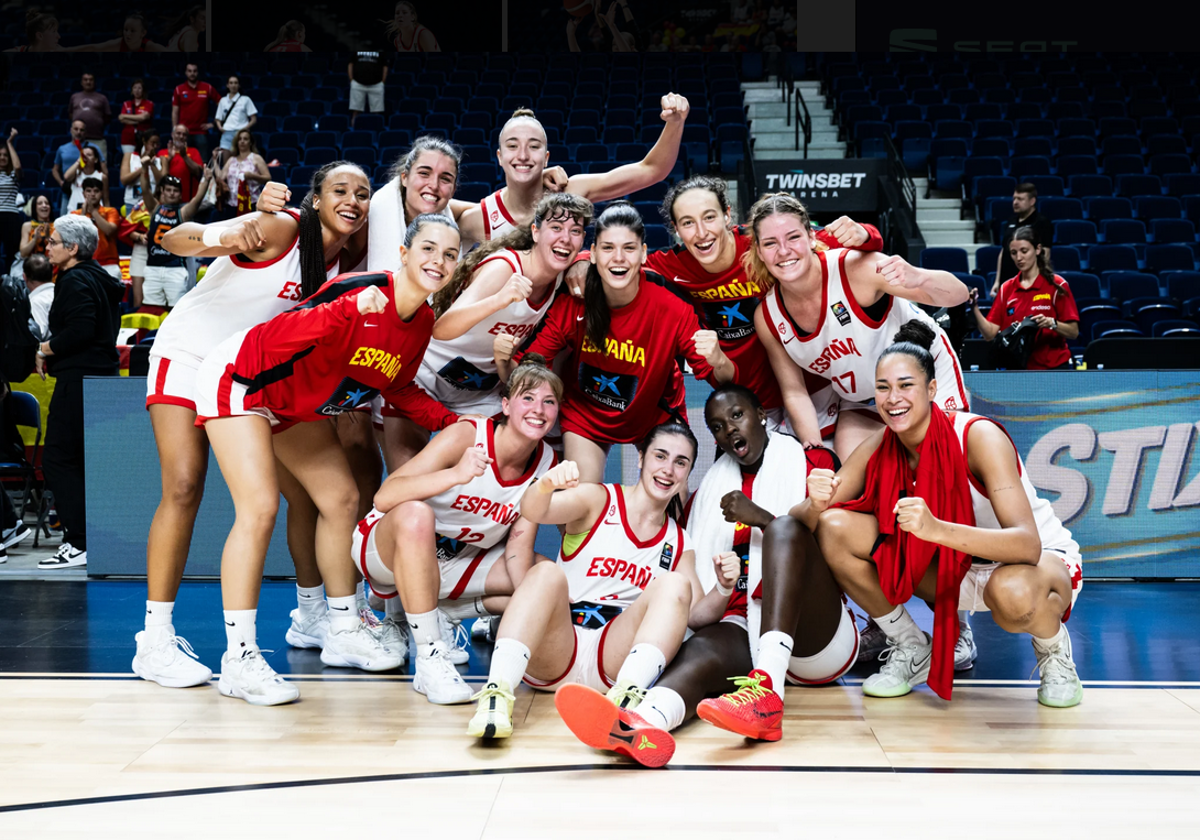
[1, 580, 1198, 838]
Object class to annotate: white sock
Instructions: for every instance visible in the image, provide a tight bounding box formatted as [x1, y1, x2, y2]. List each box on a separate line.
[355, 584, 369, 614]
[145, 600, 174, 632]
[407, 609, 440, 658]
[1032, 623, 1066, 651]
[755, 630, 794, 694]
[297, 584, 325, 619]
[223, 609, 257, 654]
[383, 596, 406, 620]
[876, 605, 926, 646]
[639, 686, 686, 732]
[488, 638, 531, 689]
[327, 595, 359, 634]
[959, 609, 971, 629]
[439, 597, 489, 621]
[614, 643, 667, 689]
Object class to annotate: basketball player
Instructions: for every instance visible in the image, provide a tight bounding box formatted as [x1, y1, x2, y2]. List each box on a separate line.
[265, 21, 312, 51]
[75, 14, 171, 51]
[188, 214, 459, 705]
[455, 95, 690, 249]
[132, 163, 371, 691]
[747, 193, 970, 458]
[564, 175, 883, 432]
[386, 2, 441, 51]
[795, 322, 1083, 707]
[352, 356, 560, 703]
[467, 422, 732, 763]
[498, 203, 735, 483]
[139, 168, 214, 307]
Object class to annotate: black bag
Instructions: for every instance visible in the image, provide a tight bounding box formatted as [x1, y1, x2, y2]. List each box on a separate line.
[0, 274, 38, 383]
[990, 316, 1040, 369]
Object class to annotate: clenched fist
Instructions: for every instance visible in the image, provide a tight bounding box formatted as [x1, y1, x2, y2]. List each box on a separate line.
[218, 217, 267, 251]
[500, 273, 533, 305]
[807, 468, 841, 512]
[356, 285, 388, 314]
[824, 216, 868, 248]
[876, 254, 921, 289]
[713, 551, 741, 596]
[454, 444, 493, 484]
[256, 181, 291, 214]
[538, 460, 580, 493]
[692, 329, 721, 363]
[493, 333, 516, 364]
[660, 92, 690, 124]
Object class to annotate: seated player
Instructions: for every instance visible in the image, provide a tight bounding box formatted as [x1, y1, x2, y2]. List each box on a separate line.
[467, 422, 730, 765]
[352, 356, 562, 704]
[793, 322, 1083, 707]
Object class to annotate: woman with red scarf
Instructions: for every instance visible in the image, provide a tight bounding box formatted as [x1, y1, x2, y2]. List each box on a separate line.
[789, 321, 1083, 707]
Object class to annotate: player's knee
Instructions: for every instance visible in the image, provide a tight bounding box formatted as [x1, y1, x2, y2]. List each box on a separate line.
[238, 495, 279, 534]
[765, 515, 816, 563]
[984, 571, 1039, 628]
[816, 510, 852, 561]
[523, 560, 567, 596]
[164, 470, 204, 511]
[389, 500, 435, 538]
[647, 571, 691, 607]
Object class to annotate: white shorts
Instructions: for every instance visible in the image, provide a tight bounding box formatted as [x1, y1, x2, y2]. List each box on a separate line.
[353, 512, 504, 602]
[192, 328, 281, 426]
[523, 623, 617, 693]
[129, 243, 148, 276]
[143, 265, 190, 307]
[958, 547, 1084, 621]
[719, 596, 860, 685]
[102, 263, 123, 280]
[145, 354, 200, 411]
[349, 81, 385, 112]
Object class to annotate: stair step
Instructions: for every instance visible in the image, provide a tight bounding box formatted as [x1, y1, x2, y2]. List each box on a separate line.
[922, 231, 984, 247]
[916, 197, 961, 210]
[920, 220, 975, 232]
[755, 148, 847, 160]
[917, 209, 967, 223]
[753, 135, 844, 152]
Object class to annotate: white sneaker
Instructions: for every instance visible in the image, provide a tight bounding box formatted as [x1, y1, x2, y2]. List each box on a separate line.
[320, 621, 403, 672]
[377, 616, 411, 667]
[438, 609, 470, 665]
[218, 647, 300, 706]
[954, 622, 978, 671]
[471, 616, 499, 641]
[132, 629, 213, 688]
[862, 633, 933, 698]
[1033, 627, 1083, 708]
[413, 642, 474, 704]
[285, 608, 329, 650]
[1, 522, 32, 550]
[38, 542, 87, 569]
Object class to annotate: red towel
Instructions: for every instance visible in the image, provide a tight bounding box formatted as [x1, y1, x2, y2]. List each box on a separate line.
[834, 407, 974, 699]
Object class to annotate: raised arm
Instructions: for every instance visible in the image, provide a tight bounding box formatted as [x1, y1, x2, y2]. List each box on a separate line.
[180, 168, 213, 222]
[432, 259, 531, 342]
[788, 428, 882, 531]
[843, 248, 970, 308]
[163, 209, 298, 259]
[518, 462, 609, 532]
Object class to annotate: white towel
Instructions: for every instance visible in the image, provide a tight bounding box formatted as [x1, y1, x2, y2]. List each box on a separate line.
[686, 430, 810, 650]
[367, 176, 406, 276]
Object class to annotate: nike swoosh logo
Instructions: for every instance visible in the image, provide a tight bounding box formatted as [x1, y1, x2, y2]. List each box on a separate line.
[364, 322, 378, 327]
[225, 621, 235, 626]
[779, 640, 793, 652]
[331, 606, 350, 611]
[576, 315, 585, 321]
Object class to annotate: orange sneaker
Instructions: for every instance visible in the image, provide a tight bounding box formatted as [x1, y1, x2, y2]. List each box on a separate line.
[554, 683, 676, 768]
[696, 669, 783, 741]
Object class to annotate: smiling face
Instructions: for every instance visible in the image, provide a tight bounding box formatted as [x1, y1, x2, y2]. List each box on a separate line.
[502, 382, 559, 441]
[1009, 238, 1040, 276]
[875, 353, 936, 437]
[315, 166, 371, 237]
[34, 195, 51, 221]
[637, 432, 696, 504]
[532, 210, 586, 274]
[497, 121, 549, 188]
[706, 390, 768, 466]
[671, 187, 734, 270]
[401, 150, 457, 218]
[754, 211, 815, 285]
[591, 225, 645, 293]
[401, 221, 460, 296]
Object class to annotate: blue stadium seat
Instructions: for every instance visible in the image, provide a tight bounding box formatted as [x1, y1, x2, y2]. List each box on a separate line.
[564, 127, 598, 146]
[965, 103, 1003, 122]
[1090, 319, 1143, 341]
[1163, 270, 1200, 302]
[934, 120, 973, 140]
[1011, 155, 1052, 179]
[1103, 155, 1146, 177]
[1116, 174, 1162, 198]
[1087, 197, 1135, 222]
[266, 148, 299, 168]
[920, 248, 969, 273]
[925, 105, 962, 124]
[1153, 320, 1200, 337]
[930, 138, 969, 161]
[1016, 118, 1055, 138]
[575, 144, 610, 163]
[1037, 196, 1084, 221]
[1055, 220, 1098, 246]
[644, 225, 671, 250]
[269, 131, 300, 150]
[1099, 117, 1138, 138]
[975, 120, 1014, 138]
[975, 245, 1001, 274]
[342, 147, 376, 168]
[1146, 136, 1189, 157]
[1146, 244, 1195, 274]
[1102, 219, 1147, 245]
[1058, 271, 1101, 300]
[1136, 196, 1183, 221]
[1101, 135, 1143, 157]
[303, 147, 338, 167]
[1024, 175, 1064, 197]
[1013, 137, 1053, 158]
[455, 182, 491, 203]
[305, 131, 338, 150]
[1150, 154, 1194, 178]
[282, 116, 315, 134]
[1089, 245, 1140, 275]
[461, 162, 496, 185]
[935, 156, 966, 191]
[1057, 156, 1100, 178]
[603, 127, 636, 146]
[1054, 246, 1082, 272]
[1165, 173, 1200, 197]
[379, 130, 411, 149]
[1133, 302, 1183, 333]
[902, 138, 932, 172]
[1151, 219, 1197, 244]
[355, 115, 385, 133]
[719, 141, 744, 175]
[971, 138, 1010, 159]
[964, 156, 1005, 184]
[1078, 304, 1123, 338]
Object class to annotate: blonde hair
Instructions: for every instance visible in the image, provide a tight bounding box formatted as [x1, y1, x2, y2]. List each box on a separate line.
[500, 107, 546, 143]
[740, 192, 826, 293]
[502, 353, 564, 407]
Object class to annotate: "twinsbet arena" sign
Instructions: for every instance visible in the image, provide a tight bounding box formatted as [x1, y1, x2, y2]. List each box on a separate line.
[756, 159, 884, 212]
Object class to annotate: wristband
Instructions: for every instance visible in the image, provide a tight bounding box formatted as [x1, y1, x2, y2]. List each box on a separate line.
[714, 579, 734, 598]
[201, 226, 224, 247]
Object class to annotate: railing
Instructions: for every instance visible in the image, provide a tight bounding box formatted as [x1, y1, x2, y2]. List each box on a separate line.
[737, 128, 758, 221]
[879, 133, 924, 259]
[778, 56, 812, 158]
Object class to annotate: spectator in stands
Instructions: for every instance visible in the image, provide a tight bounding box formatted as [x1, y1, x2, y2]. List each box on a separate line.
[121, 129, 162, 210]
[71, 179, 123, 280]
[23, 254, 55, 340]
[64, 145, 108, 214]
[165, 6, 207, 52]
[348, 50, 388, 128]
[265, 20, 312, 52]
[68, 72, 112, 161]
[994, 183, 1053, 297]
[17, 196, 55, 278]
[215, 130, 269, 221]
[79, 14, 171, 52]
[119, 80, 155, 154]
[158, 124, 205, 203]
[0, 129, 23, 276]
[172, 63, 218, 162]
[52, 121, 105, 215]
[214, 75, 258, 165]
[599, 0, 638, 50]
[767, 0, 787, 26]
[972, 226, 1079, 370]
[35, 214, 125, 569]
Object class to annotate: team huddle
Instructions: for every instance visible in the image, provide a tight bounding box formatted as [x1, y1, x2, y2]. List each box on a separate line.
[129, 94, 1084, 769]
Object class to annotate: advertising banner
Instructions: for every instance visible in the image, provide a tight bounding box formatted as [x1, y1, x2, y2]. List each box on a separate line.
[755, 159, 884, 213]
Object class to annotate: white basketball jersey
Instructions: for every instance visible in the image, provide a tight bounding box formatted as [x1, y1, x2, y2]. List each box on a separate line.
[949, 412, 1077, 554]
[560, 484, 690, 609]
[151, 211, 341, 367]
[761, 249, 969, 410]
[394, 24, 439, 52]
[415, 249, 559, 412]
[480, 190, 517, 241]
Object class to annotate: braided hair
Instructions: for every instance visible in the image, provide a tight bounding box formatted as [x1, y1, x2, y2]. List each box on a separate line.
[297, 161, 371, 299]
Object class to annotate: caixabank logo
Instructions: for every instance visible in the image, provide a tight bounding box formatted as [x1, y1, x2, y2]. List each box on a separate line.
[889, 29, 1078, 52]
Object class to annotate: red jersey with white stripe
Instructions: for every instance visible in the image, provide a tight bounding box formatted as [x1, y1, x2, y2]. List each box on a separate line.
[644, 226, 881, 412]
[224, 272, 433, 425]
[151, 210, 338, 367]
[517, 270, 718, 444]
[480, 190, 517, 241]
[761, 248, 969, 412]
[560, 484, 690, 609]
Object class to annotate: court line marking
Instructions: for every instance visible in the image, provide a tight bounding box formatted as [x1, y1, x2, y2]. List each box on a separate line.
[3, 763, 1200, 814]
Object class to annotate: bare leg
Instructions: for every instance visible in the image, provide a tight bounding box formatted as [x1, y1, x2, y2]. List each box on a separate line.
[130, 275, 145, 309]
[654, 622, 752, 720]
[599, 571, 693, 677]
[336, 412, 382, 520]
[380, 415, 430, 473]
[146, 404, 209, 602]
[761, 516, 843, 656]
[371, 501, 441, 614]
[983, 552, 1072, 638]
[832, 409, 883, 463]
[816, 508, 893, 618]
[275, 458, 322, 589]
[493, 562, 577, 681]
[563, 432, 611, 484]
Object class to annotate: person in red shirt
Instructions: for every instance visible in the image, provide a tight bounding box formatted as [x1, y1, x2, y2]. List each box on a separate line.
[157, 124, 205, 203]
[189, 213, 461, 706]
[499, 202, 736, 483]
[171, 62, 217, 163]
[70, 178, 122, 279]
[118, 79, 155, 153]
[972, 226, 1080, 370]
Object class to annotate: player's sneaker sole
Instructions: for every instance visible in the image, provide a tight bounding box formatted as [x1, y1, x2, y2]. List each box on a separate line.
[131, 654, 213, 688]
[217, 675, 299, 706]
[696, 698, 783, 741]
[554, 684, 675, 768]
[1037, 684, 1083, 708]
